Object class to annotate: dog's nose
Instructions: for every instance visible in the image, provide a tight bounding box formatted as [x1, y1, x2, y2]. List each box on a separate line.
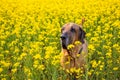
[60, 34, 66, 40]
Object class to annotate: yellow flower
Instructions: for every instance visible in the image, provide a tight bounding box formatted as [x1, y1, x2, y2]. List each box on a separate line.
[91, 60, 98, 68]
[86, 33, 91, 37]
[38, 65, 45, 70]
[1, 78, 6, 80]
[24, 67, 30, 73]
[102, 78, 105, 80]
[88, 71, 92, 76]
[11, 68, 17, 74]
[76, 54, 80, 57]
[75, 68, 82, 73]
[88, 44, 95, 51]
[13, 62, 20, 67]
[14, 47, 20, 53]
[65, 61, 70, 65]
[0, 61, 11, 68]
[66, 69, 70, 73]
[28, 72, 32, 77]
[5, 50, 9, 54]
[88, 70, 94, 76]
[33, 54, 42, 60]
[1, 41, 5, 46]
[113, 44, 119, 48]
[113, 67, 118, 71]
[100, 65, 104, 71]
[33, 60, 39, 68]
[0, 68, 3, 73]
[106, 52, 112, 58]
[74, 41, 81, 45]
[69, 67, 76, 73]
[45, 46, 54, 59]
[33, 64, 38, 68]
[45, 54, 50, 59]
[0, 54, 4, 58]
[18, 52, 27, 60]
[34, 60, 39, 64]
[67, 44, 74, 50]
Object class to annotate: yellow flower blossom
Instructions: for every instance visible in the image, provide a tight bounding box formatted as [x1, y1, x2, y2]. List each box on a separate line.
[106, 52, 112, 58]
[91, 60, 98, 68]
[11, 68, 17, 74]
[88, 44, 95, 51]
[0, 61, 11, 68]
[34, 60, 39, 64]
[70, 67, 76, 73]
[88, 70, 94, 76]
[18, 52, 27, 60]
[102, 78, 105, 80]
[1, 41, 5, 46]
[86, 33, 91, 37]
[100, 65, 104, 71]
[0, 68, 3, 73]
[113, 44, 119, 48]
[33, 54, 42, 60]
[13, 62, 20, 68]
[38, 65, 45, 70]
[1, 78, 6, 80]
[67, 44, 75, 50]
[74, 41, 81, 45]
[113, 67, 118, 71]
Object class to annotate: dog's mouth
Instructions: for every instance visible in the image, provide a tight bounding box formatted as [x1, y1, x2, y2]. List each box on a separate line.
[61, 42, 67, 49]
[61, 33, 73, 49]
[61, 38, 70, 49]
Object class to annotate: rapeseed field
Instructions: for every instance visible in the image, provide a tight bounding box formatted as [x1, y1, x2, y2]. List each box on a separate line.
[0, 0, 120, 80]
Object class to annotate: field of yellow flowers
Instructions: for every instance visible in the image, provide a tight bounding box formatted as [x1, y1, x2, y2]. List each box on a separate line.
[0, 0, 120, 80]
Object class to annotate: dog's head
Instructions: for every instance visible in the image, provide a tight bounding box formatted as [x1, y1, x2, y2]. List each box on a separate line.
[60, 20, 86, 49]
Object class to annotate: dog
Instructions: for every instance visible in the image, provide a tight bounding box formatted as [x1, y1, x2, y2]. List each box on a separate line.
[60, 19, 88, 79]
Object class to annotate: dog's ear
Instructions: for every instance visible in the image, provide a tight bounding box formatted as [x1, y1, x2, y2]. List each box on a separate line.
[79, 27, 86, 43]
[80, 18, 85, 28]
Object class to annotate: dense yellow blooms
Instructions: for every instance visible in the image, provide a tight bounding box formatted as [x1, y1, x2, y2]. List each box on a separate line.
[0, 0, 120, 80]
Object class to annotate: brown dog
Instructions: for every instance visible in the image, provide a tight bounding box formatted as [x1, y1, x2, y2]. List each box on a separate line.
[60, 19, 88, 79]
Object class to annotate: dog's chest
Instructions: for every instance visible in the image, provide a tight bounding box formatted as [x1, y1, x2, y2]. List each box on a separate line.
[61, 53, 85, 69]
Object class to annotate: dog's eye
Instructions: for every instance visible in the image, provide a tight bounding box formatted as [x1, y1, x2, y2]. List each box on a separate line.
[70, 27, 75, 32]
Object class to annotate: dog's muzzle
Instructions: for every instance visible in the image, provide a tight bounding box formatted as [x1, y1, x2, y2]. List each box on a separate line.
[60, 33, 69, 49]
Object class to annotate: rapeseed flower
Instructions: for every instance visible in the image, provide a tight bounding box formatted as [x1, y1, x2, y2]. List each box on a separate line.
[88, 44, 95, 51]
[74, 41, 81, 45]
[33, 54, 42, 60]
[1, 78, 6, 80]
[67, 44, 75, 50]
[0, 68, 3, 73]
[13, 62, 20, 67]
[11, 68, 17, 74]
[38, 65, 45, 71]
[113, 67, 118, 71]
[106, 52, 112, 58]
[91, 60, 98, 68]
[0, 61, 11, 68]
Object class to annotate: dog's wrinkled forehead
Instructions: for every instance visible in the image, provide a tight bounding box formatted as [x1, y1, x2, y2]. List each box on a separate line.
[61, 23, 80, 32]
